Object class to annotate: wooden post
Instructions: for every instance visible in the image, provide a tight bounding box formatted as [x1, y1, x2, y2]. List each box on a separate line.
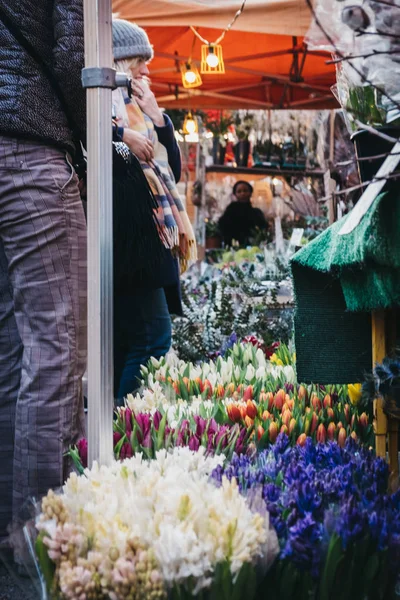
[371, 310, 387, 458]
[386, 309, 399, 488]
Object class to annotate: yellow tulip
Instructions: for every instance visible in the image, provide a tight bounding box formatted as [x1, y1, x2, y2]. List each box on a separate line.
[348, 383, 362, 406]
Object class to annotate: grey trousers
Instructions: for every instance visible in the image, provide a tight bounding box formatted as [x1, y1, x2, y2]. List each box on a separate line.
[0, 136, 87, 539]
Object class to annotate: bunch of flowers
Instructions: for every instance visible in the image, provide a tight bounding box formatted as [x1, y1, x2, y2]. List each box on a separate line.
[211, 436, 400, 599]
[37, 448, 279, 599]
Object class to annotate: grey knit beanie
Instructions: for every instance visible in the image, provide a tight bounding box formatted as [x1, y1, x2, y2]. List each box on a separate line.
[112, 20, 153, 61]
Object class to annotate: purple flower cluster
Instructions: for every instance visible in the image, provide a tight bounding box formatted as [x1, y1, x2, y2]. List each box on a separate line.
[211, 435, 400, 578]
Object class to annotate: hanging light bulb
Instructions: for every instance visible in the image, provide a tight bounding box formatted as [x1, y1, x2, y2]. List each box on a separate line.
[206, 45, 219, 68]
[180, 62, 202, 89]
[200, 44, 225, 74]
[184, 65, 196, 84]
[183, 111, 198, 135]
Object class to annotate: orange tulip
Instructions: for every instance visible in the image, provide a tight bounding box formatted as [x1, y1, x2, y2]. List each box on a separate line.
[240, 405, 248, 420]
[246, 400, 258, 420]
[289, 418, 297, 434]
[282, 410, 292, 428]
[311, 395, 322, 411]
[338, 427, 347, 448]
[215, 384, 225, 398]
[298, 385, 307, 401]
[310, 412, 319, 435]
[327, 422, 336, 440]
[274, 389, 285, 411]
[286, 398, 294, 410]
[204, 379, 213, 398]
[269, 421, 278, 443]
[323, 394, 332, 409]
[326, 407, 334, 420]
[344, 404, 351, 424]
[262, 410, 271, 421]
[297, 433, 307, 446]
[226, 382, 235, 395]
[194, 377, 204, 392]
[245, 415, 254, 428]
[351, 431, 358, 441]
[280, 424, 289, 435]
[316, 423, 327, 443]
[266, 392, 274, 411]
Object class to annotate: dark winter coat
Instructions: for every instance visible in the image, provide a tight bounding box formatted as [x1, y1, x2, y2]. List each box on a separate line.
[219, 201, 268, 246]
[0, 0, 86, 152]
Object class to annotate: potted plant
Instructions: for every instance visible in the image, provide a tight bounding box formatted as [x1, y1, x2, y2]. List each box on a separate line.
[203, 110, 233, 165]
[362, 355, 400, 420]
[233, 111, 254, 167]
[205, 219, 222, 249]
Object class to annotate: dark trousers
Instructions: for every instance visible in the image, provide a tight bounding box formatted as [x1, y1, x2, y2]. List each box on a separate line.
[0, 136, 87, 539]
[114, 287, 171, 400]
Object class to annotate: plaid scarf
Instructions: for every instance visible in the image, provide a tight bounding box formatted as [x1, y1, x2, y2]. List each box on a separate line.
[113, 88, 197, 272]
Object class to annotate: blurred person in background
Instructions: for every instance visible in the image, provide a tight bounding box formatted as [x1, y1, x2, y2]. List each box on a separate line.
[219, 180, 268, 246]
[112, 19, 196, 401]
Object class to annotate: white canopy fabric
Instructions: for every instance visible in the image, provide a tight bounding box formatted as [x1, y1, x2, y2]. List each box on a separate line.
[112, 0, 313, 37]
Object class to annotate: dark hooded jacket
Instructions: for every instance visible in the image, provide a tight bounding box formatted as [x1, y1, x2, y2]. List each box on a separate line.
[0, 0, 86, 152]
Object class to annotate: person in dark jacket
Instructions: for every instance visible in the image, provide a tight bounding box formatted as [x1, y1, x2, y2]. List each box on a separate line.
[0, 1, 86, 543]
[219, 180, 268, 246]
[112, 20, 195, 400]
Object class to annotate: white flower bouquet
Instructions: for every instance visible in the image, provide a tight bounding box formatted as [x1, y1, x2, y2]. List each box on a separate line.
[35, 448, 278, 599]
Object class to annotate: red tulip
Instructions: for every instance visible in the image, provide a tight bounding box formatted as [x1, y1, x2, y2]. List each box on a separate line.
[344, 404, 351, 424]
[227, 404, 242, 423]
[359, 412, 368, 429]
[323, 394, 332, 409]
[246, 400, 257, 420]
[266, 392, 274, 411]
[311, 395, 322, 411]
[215, 384, 225, 398]
[243, 385, 254, 401]
[257, 425, 265, 441]
[310, 412, 319, 435]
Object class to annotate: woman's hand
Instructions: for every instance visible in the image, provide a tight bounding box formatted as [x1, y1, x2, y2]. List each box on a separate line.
[132, 79, 164, 127]
[122, 128, 154, 162]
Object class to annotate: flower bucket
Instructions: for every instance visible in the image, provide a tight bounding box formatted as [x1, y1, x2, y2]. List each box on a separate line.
[234, 140, 250, 167]
[212, 139, 226, 165]
[351, 127, 400, 183]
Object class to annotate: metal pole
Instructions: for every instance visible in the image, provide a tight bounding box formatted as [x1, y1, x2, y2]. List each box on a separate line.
[84, 0, 114, 466]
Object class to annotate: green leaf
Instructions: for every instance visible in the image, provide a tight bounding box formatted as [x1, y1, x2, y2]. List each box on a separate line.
[318, 534, 344, 600]
[35, 532, 56, 595]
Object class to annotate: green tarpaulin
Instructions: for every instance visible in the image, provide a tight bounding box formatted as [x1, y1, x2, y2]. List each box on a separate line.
[291, 191, 400, 383]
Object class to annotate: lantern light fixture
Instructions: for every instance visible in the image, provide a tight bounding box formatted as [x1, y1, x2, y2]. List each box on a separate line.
[180, 61, 202, 89]
[183, 111, 198, 135]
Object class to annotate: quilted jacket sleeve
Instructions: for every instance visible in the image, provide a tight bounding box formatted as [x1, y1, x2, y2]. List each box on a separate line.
[52, 0, 86, 142]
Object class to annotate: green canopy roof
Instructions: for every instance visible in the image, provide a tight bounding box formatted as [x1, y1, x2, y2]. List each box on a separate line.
[291, 191, 400, 384]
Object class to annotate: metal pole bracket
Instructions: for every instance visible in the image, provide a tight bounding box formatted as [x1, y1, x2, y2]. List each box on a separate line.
[82, 67, 131, 91]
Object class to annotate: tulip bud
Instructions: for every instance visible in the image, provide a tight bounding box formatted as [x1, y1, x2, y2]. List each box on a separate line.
[287, 398, 294, 411]
[226, 382, 235, 395]
[359, 412, 368, 429]
[311, 394, 322, 411]
[337, 421, 343, 430]
[351, 414, 355, 428]
[257, 425, 265, 441]
[289, 418, 297, 434]
[298, 385, 308, 401]
[245, 415, 254, 428]
[282, 402, 289, 414]
[326, 407, 334, 420]
[282, 410, 292, 428]
[204, 379, 213, 398]
[285, 393, 291, 404]
[274, 389, 285, 411]
[351, 431, 358, 441]
[344, 404, 351, 424]
[269, 421, 278, 443]
[266, 392, 274, 411]
[310, 412, 319, 435]
[216, 384, 225, 398]
[240, 404, 247, 420]
[232, 391, 240, 401]
[227, 404, 242, 423]
[316, 423, 327, 443]
[259, 391, 268, 404]
[323, 394, 332, 409]
[262, 410, 271, 421]
[172, 381, 180, 394]
[182, 376, 190, 389]
[243, 385, 254, 401]
[327, 422, 336, 440]
[297, 433, 307, 447]
[338, 427, 347, 448]
[246, 400, 258, 420]
[237, 384, 244, 394]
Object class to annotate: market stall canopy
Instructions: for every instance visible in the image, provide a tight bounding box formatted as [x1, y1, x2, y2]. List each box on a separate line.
[112, 0, 337, 110]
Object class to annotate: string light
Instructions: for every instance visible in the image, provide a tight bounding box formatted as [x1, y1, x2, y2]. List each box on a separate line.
[190, 0, 247, 74]
[180, 61, 202, 88]
[183, 111, 198, 135]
